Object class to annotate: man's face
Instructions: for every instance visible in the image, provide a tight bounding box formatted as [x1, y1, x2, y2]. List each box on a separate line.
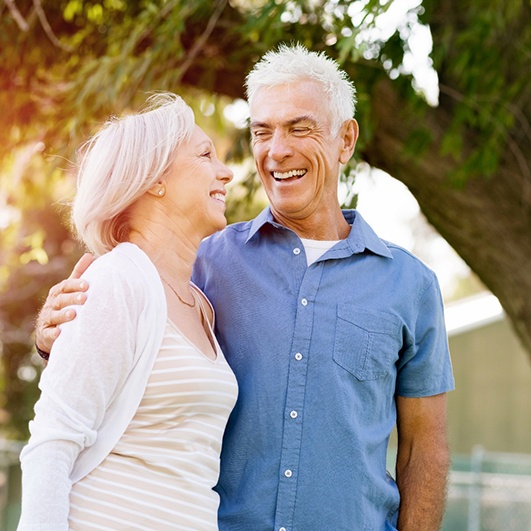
[249, 79, 355, 227]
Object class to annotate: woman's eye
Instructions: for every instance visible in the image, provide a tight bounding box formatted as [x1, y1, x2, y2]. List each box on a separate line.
[202, 151, 212, 158]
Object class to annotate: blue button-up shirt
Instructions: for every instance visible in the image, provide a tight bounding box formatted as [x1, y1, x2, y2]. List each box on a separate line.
[193, 207, 454, 531]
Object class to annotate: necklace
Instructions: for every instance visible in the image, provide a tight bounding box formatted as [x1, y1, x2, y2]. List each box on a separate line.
[161, 277, 196, 307]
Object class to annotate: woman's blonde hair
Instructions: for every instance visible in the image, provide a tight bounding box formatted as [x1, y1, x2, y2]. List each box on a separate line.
[72, 92, 195, 256]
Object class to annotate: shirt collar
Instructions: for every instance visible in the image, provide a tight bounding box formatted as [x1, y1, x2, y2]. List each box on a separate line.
[246, 206, 393, 259]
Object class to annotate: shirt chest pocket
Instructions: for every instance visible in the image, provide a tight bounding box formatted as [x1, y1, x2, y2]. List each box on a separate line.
[333, 304, 401, 380]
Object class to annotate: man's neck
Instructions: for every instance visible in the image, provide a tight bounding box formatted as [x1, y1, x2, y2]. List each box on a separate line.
[271, 208, 351, 241]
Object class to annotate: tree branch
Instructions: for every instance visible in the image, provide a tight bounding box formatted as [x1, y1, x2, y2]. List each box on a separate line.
[175, 0, 229, 82]
[5, 0, 29, 31]
[134, 0, 182, 50]
[32, 0, 73, 52]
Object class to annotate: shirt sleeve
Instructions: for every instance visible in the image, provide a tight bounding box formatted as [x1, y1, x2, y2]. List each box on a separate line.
[396, 274, 454, 397]
[18, 261, 139, 530]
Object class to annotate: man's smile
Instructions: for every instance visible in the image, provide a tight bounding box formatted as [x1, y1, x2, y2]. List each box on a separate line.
[272, 169, 307, 181]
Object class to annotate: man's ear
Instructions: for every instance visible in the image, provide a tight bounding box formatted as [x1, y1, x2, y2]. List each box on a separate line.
[147, 180, 167, 198]
[339, 119, 359, 165]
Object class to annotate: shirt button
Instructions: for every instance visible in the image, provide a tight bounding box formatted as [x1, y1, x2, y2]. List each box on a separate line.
[290, 411, 298, 419]
[293, 248, 301, 255]
[295, 352, 303, 361]
[284, 469, 293, 478]
[301, 298, 308, 306]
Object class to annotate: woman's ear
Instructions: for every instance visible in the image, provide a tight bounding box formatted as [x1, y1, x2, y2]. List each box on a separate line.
[339, 119, 359, 165]
[147, 180, 167, 198]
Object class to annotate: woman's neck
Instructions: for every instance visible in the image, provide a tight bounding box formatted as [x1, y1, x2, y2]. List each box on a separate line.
[128, 223, 197, 287]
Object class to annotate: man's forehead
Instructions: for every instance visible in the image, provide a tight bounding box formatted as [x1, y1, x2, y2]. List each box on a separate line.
[253, 78, 324, 96]
[250, 81, 328, 123]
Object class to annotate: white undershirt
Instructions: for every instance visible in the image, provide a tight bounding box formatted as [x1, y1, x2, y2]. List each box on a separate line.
[300, 238, 340, 266]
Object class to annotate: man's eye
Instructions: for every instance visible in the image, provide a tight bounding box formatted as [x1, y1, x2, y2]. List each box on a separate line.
[292, 128, 309, 134]
[202, 151, 212, 158]
[252, 130, 269, 138]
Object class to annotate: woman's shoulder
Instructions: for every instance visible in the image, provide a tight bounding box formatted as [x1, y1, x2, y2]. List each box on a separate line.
[81, 243, 162, 301]
[85, 243, 155, 277]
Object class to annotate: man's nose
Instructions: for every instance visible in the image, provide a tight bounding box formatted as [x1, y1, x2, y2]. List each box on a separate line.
[268, 131, 293, 161]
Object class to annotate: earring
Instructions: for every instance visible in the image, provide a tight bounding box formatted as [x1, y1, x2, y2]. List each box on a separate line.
[158, 189, 165, 196]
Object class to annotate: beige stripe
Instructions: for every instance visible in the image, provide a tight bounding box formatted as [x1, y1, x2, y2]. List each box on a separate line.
[69, 319, 237, 530]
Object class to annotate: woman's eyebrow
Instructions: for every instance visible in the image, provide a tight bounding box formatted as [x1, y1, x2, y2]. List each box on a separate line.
[197, 141, 213, 151]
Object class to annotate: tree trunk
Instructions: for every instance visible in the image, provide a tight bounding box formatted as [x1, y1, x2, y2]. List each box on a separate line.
[361, 78, 531, 358]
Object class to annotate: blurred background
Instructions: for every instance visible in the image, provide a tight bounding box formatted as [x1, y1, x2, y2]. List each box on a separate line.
[1, 1, 530, 529]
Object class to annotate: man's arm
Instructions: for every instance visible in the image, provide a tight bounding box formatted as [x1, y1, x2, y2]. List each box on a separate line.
[395, 393, 450, 531]
[35, 253, 94, 353]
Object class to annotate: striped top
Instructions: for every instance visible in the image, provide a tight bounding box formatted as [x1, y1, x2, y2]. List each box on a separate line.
[68, 318, 238, 530]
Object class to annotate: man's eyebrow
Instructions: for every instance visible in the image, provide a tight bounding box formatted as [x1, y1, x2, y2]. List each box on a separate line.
[250, 116, 317, 129]
[286, 115, 317, 127]
[250, 120, 269, 130]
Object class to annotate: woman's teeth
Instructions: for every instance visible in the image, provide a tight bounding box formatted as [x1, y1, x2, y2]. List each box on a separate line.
[211, 193, 225, 202]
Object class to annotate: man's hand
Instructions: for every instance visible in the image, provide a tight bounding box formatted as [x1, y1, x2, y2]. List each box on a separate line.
[35, 253, 95, 354]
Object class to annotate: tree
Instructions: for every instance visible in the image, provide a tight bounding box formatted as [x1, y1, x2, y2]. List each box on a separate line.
[360, 0, 531, 358]
[1, 0, 530, 436]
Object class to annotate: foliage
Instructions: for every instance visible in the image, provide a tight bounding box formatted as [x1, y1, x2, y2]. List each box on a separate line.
[425, 0, 530, 186]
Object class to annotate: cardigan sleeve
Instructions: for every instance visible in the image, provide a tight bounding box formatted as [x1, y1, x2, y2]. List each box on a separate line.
[18, 256, 143, 530]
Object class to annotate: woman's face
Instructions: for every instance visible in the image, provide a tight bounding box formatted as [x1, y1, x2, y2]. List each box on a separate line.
[165, 125, 233, 237]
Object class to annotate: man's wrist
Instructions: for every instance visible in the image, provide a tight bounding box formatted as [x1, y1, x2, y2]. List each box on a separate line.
[35, 343, 50, 361]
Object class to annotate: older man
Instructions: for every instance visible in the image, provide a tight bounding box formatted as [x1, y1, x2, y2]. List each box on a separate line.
[36, 44, 453, 530]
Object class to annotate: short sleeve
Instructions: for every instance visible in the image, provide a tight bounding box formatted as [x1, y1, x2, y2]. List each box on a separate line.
[396, 274, 454, 397]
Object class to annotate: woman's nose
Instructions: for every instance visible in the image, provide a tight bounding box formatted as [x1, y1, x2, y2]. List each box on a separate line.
[218, 162, 233, 183]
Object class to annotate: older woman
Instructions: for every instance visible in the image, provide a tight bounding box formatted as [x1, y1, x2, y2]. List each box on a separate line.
[17, 93, 237, 530]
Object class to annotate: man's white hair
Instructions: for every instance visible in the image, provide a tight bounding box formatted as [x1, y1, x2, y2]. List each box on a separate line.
[245, 43, 356, 135]
[72, 92, 195, 256]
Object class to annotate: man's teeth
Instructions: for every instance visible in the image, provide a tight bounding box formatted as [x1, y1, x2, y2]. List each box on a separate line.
[211, 193, 225, 202]
[273, 169, 306, 180]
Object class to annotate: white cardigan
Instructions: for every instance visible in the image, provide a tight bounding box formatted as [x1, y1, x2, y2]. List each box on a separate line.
[18, 243, 167, 530]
